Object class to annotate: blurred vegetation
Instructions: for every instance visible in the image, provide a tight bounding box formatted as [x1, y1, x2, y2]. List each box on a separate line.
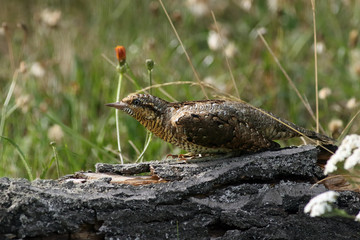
[0, 0, 359, 179]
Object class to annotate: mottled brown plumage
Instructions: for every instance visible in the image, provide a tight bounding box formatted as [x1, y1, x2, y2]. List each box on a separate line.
[106, 94, 334, 154]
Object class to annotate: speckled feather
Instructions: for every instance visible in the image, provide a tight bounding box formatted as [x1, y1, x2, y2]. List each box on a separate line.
[106, 94, 335, 154]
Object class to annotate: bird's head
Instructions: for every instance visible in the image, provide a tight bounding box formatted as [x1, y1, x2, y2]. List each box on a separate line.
[106, 94, 168, 122]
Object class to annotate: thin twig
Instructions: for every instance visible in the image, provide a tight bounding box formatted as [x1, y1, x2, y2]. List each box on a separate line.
[311, 174, 350, 189]
[158, 0, 209, 99]
[339, 109, 360, 141]
[246, 104, 334, 154]
[128, 140, 141, 155]
[134, 81, 236, 100]
[211, 11, 240, 99]
[311, 0, 319, 135]
[101, 53, 117, 67]
[257, 30, 323, 130]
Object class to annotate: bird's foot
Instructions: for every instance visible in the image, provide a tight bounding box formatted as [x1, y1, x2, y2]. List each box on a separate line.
[164, 153, 203, 163]
[163, 152, 237, 164]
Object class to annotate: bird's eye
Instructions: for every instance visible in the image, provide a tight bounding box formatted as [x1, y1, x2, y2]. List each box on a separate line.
[132, 99, 141, 105]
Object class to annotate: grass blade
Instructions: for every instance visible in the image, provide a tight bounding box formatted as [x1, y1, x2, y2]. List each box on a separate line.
[0, 136, 33, 181]
[46, 113, 114, 161]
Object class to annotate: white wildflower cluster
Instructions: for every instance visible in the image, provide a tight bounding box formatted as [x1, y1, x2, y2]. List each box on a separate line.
[355, 212, 360, 222]
[324, 134, 360, 174]
[304, 191, 339, 217]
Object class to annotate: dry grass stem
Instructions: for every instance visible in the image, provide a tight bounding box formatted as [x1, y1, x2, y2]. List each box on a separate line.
[211, 11, 240, 99]
[339, 109, 360, 141]
[135, 81, 235, 100]
[158, 0, 209, 99]
[311, 0, 320, 135]
[257, 31, 319, 127]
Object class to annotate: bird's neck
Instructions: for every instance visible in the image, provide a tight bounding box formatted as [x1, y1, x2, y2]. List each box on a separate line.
[139, 106, 174, 142]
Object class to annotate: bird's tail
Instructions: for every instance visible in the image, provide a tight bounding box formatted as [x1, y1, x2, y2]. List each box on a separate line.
[299, 128, 336, 144]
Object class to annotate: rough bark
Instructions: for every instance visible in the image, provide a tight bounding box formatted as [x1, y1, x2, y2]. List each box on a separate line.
[0, 145, 359, 240]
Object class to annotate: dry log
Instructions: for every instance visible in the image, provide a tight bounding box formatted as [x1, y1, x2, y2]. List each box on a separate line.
[1, 145, 359, 240]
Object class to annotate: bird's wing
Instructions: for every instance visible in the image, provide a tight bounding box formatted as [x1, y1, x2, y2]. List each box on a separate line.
[170, 109, 278, 152]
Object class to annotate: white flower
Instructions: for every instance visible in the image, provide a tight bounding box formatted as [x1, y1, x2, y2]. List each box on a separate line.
[324, 134, 360, 174]
[207, 30, 222, 51]
[30, 62, 46, 78]
[40, 9, 62, 27]
[15, 95, 31, 113]
[257, 27, 267, 36]
[328, 119, 343, 135]
[304, 191, 339, 217]
[312, 42, 326, 54]
[355, 211, 360, 222]
[48, 124, 64, 142]
[267, 0, 279, 13]
[224, 42, 238, 59]
[234, 0, 252, 12]
[319, 87, 332, 100]
[346, 97, 357, 110]
[344, 148, 360, 170]
[186, 0, 209, 18]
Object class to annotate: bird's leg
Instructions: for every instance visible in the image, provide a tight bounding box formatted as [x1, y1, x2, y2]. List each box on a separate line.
[165, 154, 178, 160]
[181, 152, 238, 163]
[164, 153, 200, 162]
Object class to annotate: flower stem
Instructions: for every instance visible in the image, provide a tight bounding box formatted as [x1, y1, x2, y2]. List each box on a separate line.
[136, 61, 154, 162]
[50, 142, 60, 178]
[115, 72, 124, 164]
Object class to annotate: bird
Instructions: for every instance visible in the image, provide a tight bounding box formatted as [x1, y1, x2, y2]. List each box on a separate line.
[106, 94, 335, 155]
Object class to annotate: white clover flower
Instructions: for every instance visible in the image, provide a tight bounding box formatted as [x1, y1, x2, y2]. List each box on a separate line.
[324, 134, 360, 174]
[355, 211, 360, 222]
[304, 191, 339, 217]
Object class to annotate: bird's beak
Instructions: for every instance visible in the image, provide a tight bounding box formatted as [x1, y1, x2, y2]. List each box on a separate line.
[105, 102, 127, 109]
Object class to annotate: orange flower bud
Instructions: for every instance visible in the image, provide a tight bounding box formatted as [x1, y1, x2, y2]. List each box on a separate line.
[115, 45, 126, 64]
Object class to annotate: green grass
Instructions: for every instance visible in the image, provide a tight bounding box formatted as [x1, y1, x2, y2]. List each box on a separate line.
[0, 0, 359, 179]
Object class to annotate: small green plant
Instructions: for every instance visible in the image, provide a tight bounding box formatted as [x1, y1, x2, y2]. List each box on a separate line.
[304, 134, 360, 221]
